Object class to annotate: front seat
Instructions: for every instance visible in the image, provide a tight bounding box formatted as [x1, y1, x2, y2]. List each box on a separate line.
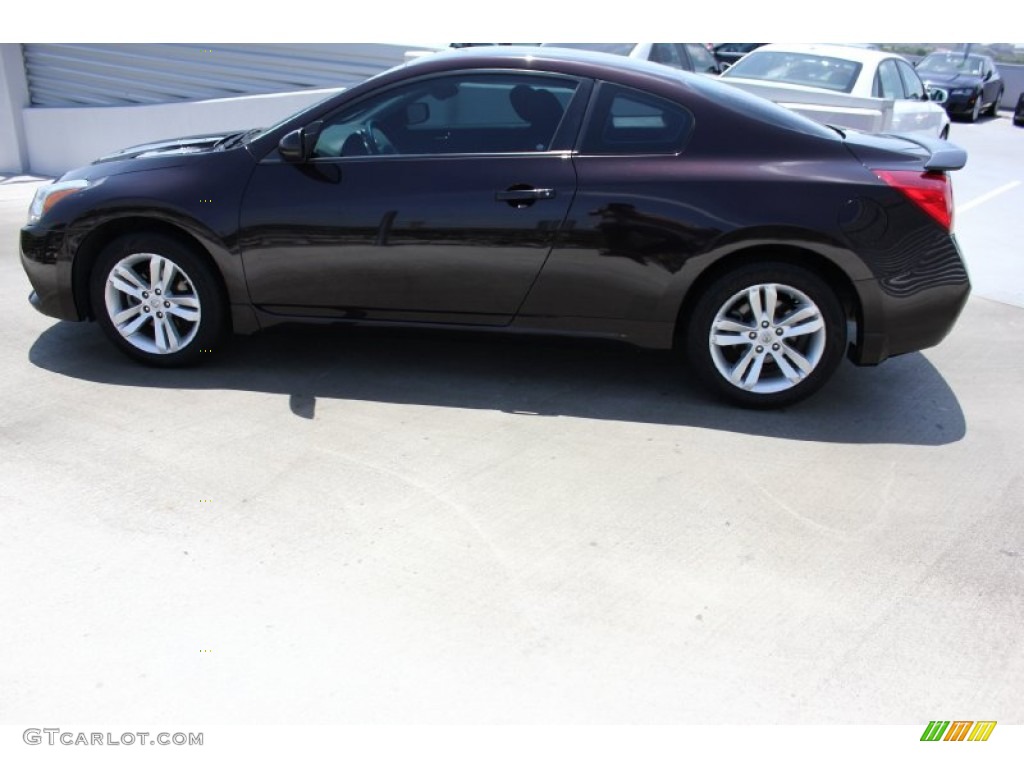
[509, 85, 565, 151]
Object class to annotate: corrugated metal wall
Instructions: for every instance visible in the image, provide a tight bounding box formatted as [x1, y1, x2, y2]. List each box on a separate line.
[21, 44, 422, 107]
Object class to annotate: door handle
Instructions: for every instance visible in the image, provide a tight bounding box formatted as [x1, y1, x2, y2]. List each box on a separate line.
[495, 187, 556, 206]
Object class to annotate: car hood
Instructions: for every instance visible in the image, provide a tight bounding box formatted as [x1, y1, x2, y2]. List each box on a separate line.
[917, 72, 981, 89]
[93, 131, 247, 163]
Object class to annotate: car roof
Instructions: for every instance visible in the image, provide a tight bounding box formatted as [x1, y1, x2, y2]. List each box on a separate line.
[398, 45, 685, 85]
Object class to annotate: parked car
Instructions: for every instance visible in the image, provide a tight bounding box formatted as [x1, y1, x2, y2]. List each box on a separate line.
[914, 51, 1004, 122]
[20, 47, 970, 408]
[720, 43, 951, 138]
[1015, 92, 1024, 126]
[712, 43, 765, 68]
[540, 43, 723, 74]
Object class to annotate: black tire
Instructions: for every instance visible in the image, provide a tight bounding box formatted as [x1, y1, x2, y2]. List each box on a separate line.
[986, 90, 1002, 117]
[89, 232, 226, 366]
[685, 262, 846, 409]
[968, 96, 981, 122]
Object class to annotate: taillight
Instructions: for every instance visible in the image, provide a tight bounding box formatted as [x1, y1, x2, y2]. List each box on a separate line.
[872, 170, 954, 232]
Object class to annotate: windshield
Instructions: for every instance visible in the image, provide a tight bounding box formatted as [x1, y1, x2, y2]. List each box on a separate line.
[723, 51, 862, 93]
[917, 53, 985, 76]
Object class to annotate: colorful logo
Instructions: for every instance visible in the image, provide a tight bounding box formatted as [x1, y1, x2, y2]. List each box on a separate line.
[920, 721, 996, 741]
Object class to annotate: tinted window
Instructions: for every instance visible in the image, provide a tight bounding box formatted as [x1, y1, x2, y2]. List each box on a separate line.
[896, 60, 924, 100]
[650, 44, 685, 70]
[580, 83, 694, 155]
[684, 44, 719, 74]
[313, 74, 578, 157]
[874, 59, 905, 99]
[724, 51, 862, 93]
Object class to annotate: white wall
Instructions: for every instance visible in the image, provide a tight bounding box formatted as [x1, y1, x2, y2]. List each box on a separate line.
[0, 44, 30, 174]
[22, 87, 344, 177]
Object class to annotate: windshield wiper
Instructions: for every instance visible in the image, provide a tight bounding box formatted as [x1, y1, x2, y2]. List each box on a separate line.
[218, 128, 262, 150]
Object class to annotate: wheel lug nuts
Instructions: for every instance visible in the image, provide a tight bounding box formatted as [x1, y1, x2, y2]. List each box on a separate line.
[761, 321, 769, 328]
[164, 301, 170, 308]
[756, 346, 764, 353]
[157, 312, 164, 318]
[143, 306, 151, 313]
[748, 331, 757, 339]
[772, 343, 780, 351]
[142, 291, 149, 298]
[155, 289, 161, 296]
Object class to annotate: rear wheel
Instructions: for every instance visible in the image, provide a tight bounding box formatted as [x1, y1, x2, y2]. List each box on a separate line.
[686, 263, 846, 408]
[90, 233, 226, 366]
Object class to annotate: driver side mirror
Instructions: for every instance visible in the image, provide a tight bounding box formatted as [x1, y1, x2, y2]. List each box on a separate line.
[278, 121, 324, 163]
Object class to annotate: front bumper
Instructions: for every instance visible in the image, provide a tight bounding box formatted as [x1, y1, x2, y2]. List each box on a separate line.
[20, 224, 83, 321]
[942, 93, 982, 116]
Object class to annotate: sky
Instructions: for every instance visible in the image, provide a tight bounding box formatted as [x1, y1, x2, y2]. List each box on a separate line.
[0, 2, 1005, 45]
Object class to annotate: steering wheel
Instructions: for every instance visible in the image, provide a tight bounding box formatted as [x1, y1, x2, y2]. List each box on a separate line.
[362, 120, 397, 155]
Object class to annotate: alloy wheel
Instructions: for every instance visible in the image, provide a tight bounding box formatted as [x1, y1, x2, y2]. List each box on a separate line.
[103, 252, 202, 355]
[707, 283, 827, 395]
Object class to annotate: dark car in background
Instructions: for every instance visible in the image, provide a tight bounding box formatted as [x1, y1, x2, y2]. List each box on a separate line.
[20, 47, 970, 408]
[540, 43, 724, 74]
[1014, 92, 1024, 126]
[915, 51, 1004, 121]
[712, 43, 765, 68]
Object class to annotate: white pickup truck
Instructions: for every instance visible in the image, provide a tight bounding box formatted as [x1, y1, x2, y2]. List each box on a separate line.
[719, 44, 951, 139]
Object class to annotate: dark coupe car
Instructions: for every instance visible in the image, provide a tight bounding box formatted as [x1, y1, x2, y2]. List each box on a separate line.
[20, 47, 971, 408]
[915, 51, 1004, 122]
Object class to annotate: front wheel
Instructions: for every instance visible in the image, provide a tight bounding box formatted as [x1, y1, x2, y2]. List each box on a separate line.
[685, 263, 846, 408]
[968, 96, 981, 122]
[986, 90, 1002, 117]
[90, 233, 226, 366]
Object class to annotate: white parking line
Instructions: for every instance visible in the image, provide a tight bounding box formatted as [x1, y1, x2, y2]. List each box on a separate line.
[958, 181, 1021, 214]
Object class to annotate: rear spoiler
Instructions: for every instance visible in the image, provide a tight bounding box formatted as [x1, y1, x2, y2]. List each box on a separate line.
[888, 132, 968, 172]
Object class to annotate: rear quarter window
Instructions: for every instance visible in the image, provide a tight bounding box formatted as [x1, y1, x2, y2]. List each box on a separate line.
[580, 83, 694, 154]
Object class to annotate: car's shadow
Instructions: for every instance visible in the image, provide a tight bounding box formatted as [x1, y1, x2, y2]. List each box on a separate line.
[29, 322, 966, 446]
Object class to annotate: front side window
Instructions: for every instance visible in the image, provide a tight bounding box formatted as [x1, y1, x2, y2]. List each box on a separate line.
[684, 44, 719, 74]
[312, 73, 579, 158]
[874, 59, 906, 99]
[650, 44, 685, 70]
[896, 60, 925, 100]
[580, 83, 694, 155]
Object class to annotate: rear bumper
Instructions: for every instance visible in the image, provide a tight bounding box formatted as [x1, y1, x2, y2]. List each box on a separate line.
[851, 258, 970, 366]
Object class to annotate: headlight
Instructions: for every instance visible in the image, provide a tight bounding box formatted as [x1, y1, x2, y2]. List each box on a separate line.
[950, 88, 975, 96]
[27, 179, 97, 224]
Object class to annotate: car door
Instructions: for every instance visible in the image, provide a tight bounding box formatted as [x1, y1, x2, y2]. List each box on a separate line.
[239, 72, 587, 325]
[876, 58, 943, 137]
[982, 60, 1000, 106]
